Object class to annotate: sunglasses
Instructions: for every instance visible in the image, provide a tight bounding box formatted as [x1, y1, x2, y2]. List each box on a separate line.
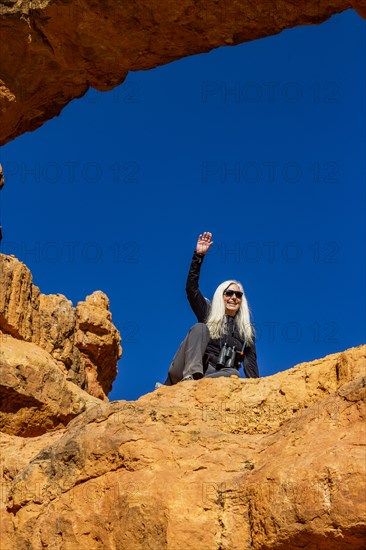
[223, 289, 243, 299]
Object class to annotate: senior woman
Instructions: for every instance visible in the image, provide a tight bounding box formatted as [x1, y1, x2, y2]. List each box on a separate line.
[163, 232, 259, 385]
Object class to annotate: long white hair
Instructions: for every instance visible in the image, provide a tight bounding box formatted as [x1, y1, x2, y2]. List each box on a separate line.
[206, 280, 254, 344]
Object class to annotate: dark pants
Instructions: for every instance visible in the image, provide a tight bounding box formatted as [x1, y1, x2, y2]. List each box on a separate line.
[164, 323, 240, 385]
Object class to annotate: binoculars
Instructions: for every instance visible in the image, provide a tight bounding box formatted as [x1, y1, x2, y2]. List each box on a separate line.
[216, 343, 238, 369]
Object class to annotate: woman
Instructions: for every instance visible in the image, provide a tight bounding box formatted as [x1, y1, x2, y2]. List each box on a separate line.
[163, 232, 259, 385]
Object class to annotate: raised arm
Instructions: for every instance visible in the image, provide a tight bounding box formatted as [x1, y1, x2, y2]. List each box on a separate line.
[186, 232, 214, 322]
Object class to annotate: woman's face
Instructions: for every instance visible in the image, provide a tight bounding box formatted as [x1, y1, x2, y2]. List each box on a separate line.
[223, 283, 242, 317]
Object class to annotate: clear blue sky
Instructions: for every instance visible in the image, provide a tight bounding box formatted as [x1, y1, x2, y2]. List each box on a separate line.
[1, 9, 365, 401]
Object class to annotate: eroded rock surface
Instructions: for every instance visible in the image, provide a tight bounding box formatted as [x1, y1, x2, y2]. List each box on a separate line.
[75, 291, 122, 400]
[0, 253, 122, 405]
[0, 335, 101, 436]
[0, 0, 358, 145]
[0, 164, 4, 190]
[1, 345, 365, 549]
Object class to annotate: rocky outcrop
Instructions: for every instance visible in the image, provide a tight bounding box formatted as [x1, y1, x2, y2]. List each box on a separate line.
[0, 164, 4, 190]
[0, 335, 101, 436]
[350, 0, 366, 19]
[0, 344, 365, 549]
[0, 0, 359, 146]
[74, 292, 122, 400]
[0, 254, 122, 403]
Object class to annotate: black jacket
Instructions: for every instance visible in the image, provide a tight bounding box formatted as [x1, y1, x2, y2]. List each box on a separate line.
[186, 251, 259, 378]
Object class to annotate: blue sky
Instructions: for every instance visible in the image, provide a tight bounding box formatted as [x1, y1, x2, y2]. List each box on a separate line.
[1, 9, 365, 401]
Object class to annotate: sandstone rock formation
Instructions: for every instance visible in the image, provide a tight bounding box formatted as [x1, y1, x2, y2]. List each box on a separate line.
[0, 164, 4, 190]
[0, 253, 122, 404]
[1, 343, 365, 549]
[350, 0, 366, 19]
[0, 334, 101, 436]
[1, 0, 362, 145]
[74, 291, 122, 400]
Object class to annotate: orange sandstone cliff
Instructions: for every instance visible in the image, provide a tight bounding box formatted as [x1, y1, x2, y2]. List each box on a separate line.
[0, 254, 365, 549]
[0, 253, 122, 414]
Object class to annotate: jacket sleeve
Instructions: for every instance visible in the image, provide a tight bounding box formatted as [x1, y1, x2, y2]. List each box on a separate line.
[186, 251, 210, 322]
[243, 339, 259, 378]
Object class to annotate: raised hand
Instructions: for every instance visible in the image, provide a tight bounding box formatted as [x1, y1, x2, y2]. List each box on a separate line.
[196, 232, 213, 255]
